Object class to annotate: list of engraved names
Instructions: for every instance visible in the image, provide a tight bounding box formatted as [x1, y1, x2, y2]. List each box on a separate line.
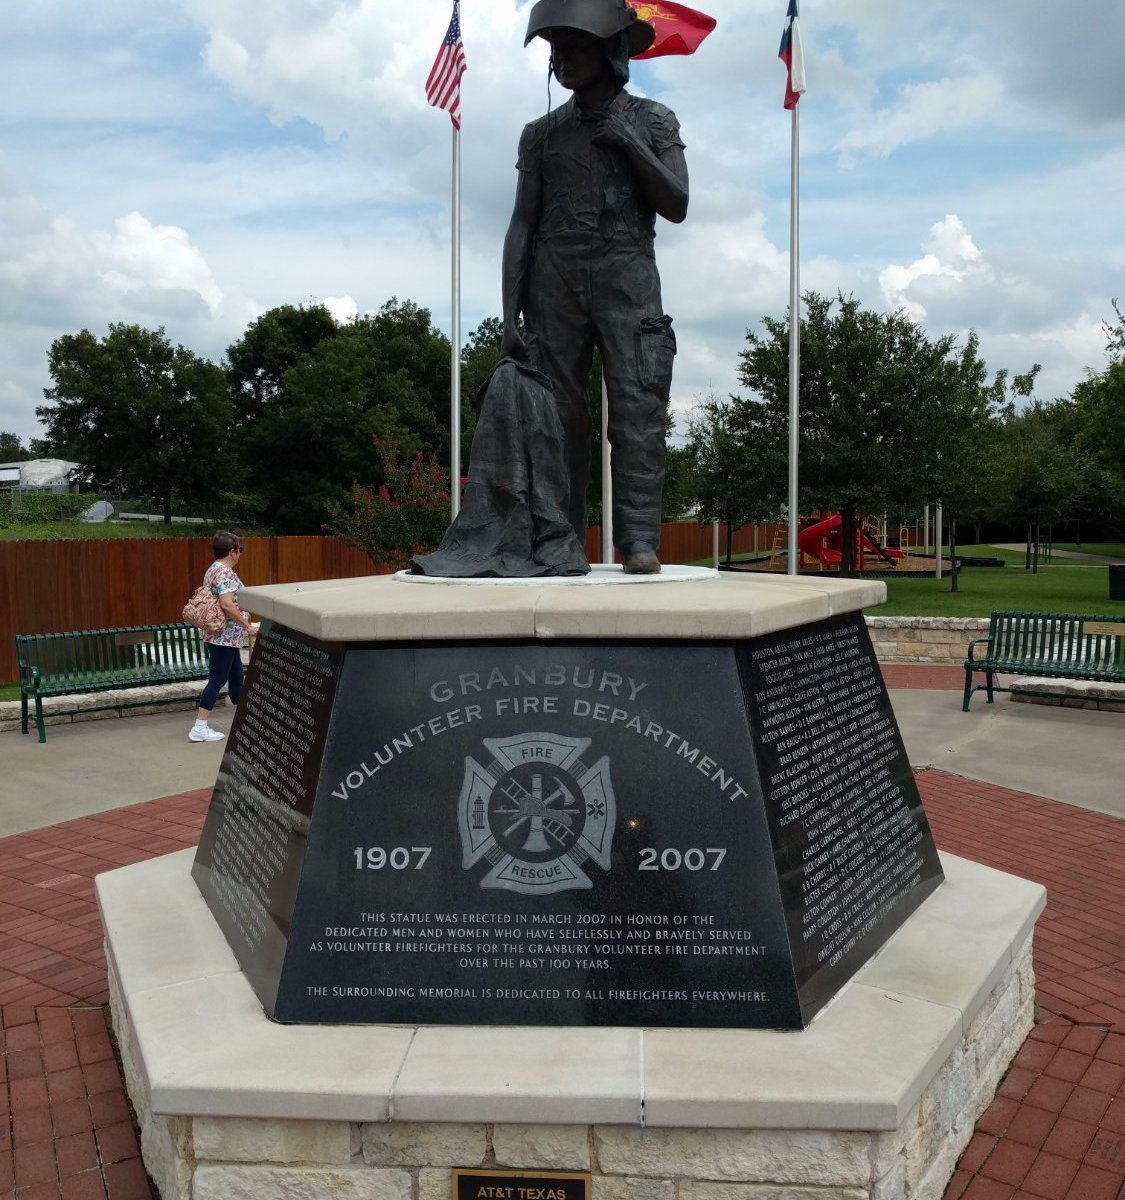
[750, 620, 926, 970]
[208, 629, 337, 949]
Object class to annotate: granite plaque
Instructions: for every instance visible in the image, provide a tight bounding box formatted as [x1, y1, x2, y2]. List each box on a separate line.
[192, 611, 943, 1028]
[736, 613, 944, 1022]
[192, 621, 343, 1014]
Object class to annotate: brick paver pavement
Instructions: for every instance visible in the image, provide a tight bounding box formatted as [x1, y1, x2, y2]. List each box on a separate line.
[0, 666, 1122, 1200]
[921, 770, 1125, 1200]
[1, 792, 209, 1200]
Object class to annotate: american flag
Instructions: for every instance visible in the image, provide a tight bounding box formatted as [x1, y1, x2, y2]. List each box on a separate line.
[778, 0, 806, 110]
[426, 2, 467, 130]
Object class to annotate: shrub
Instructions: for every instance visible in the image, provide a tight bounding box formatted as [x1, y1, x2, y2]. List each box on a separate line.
[326, 437, 451, 570]
[0, 491, 97, 527]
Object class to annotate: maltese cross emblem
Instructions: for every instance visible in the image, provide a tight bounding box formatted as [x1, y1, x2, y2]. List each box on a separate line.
[457, 733, 616, 895]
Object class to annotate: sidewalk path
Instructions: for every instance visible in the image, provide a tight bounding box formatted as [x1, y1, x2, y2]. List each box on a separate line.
[1, 670, 1122, 1200]
[990, 544, 1125, 565]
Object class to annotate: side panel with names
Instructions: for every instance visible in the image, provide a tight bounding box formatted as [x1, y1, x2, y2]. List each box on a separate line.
[738, 612, 944, 1022]
[192, 621, 343, 1014]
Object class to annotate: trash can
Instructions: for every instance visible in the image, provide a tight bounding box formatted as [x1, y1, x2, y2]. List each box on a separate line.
[1110, 564, 1125, 601]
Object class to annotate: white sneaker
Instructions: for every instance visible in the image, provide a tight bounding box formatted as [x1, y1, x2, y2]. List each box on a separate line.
[188, 726, 225, 743]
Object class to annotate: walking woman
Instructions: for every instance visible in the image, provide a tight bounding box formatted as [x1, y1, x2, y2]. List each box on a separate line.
[189, 531, 253, 743]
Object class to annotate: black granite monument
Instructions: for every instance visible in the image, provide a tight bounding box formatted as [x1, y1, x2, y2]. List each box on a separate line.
[192, 610, 943, 1029]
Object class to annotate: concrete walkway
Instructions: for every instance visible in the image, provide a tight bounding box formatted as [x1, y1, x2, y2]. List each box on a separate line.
[1, 666, 1123, 1200]
[990, 544, 1125, 565]
[892, 685, 1125, 819]
[0, 709, 232, 839]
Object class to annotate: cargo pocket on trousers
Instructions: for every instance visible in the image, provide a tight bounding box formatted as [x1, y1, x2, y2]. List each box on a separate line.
[636, 315, 677, 392]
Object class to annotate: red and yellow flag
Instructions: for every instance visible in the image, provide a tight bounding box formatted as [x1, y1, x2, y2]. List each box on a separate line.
[627, 1, 716, 59]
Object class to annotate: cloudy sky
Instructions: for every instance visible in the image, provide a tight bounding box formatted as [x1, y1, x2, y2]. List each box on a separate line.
[2, 0, 1123, 448]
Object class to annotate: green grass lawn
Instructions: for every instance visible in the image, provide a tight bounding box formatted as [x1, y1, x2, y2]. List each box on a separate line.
[0, 683, 22, 701]
[874, 563, 1125, 617]
[875, 543, 1125, 616]
[0, 521, 217, 541]
[696, 543, 1125, 618]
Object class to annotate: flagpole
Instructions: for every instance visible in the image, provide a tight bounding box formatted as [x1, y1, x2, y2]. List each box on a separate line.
[601, 376, 613, 563]
[450, 127, 462, 518]
[786, 103, 800, 576]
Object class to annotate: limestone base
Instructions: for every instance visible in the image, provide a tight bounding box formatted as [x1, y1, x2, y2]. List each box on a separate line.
[1010, 676, 1125, 712]
[0, 683, 210, 735]
[98, 851, 1043, 1200]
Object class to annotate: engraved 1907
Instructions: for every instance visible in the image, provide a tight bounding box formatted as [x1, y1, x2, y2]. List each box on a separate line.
[352, 846, 433, 870]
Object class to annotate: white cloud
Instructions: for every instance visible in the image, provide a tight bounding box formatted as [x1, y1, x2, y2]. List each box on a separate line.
[879, 215, 988, 319]
[943, 0, 1125, 125]
[839, 71, 1004, 162]
[182, 0, 527, 147]
[322, 294, 358, 323]
[873, 213, 1118, 402]
[93, 212, 224, 316]
[0, 165, 259, 435]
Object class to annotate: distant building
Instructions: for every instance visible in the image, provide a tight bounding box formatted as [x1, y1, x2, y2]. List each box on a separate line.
[0, 458, 80, 491]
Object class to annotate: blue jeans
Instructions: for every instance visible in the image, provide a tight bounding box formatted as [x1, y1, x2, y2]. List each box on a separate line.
[198, 644, 244, 711]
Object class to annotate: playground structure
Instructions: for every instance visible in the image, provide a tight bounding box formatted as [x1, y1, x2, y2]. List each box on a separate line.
[798, 513, 907, 571]
[769, 514, 910, 572]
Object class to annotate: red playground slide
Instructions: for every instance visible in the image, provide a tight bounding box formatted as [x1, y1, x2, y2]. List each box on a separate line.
[798, 513, 843, 564]
[797, 515, 902, 569]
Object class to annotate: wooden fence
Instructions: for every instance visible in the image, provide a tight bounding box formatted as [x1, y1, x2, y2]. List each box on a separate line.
[0, 522, 774, 683]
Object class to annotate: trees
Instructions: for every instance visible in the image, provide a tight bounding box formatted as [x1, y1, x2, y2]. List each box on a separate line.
[1056, 363, 1125, 537]
[227, 303, 339, 427]
[989, 400, 1069, 571]
[734, 293, 1009, 573]
[0, 432, 31, 461]
[686, 394, 784, 561]
[1054, 299, 1125, 536]
[37, 324, 233, 522]
[1104, 298, 1125, 361]
[661, 443, 697, 523]
[990, 321, 1124, 553]
[461, 317, 504, 421]
[234, 299, 456, 532]
[29, 299, 472, 534]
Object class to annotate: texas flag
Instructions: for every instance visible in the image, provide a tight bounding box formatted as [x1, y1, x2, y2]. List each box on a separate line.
[778, 0, 806, 109]
[627, 1, 716, 59]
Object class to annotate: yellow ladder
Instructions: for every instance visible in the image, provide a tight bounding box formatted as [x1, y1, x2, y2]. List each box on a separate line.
[768, 522, 787, 569]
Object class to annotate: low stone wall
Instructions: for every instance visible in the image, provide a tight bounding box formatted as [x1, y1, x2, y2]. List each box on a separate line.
[1011, 678, 1125, 712]
[2, 643, 253, 734]
[0, 683, 205, 735]
[101, 849, 1044, 1200]
[9, 620, 1120, 729]
[869, 617, 1125, 708]
[108, 930, 1035, 1200]
[4, 622, 965, 736]
[865, 617, 987, 665]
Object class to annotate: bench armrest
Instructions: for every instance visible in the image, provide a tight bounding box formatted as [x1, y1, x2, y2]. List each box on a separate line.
[965, 638, 989, 663]
[18, 666, 43, 694]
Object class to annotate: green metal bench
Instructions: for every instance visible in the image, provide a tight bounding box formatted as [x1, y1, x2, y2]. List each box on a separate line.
[16, 624, 211, 742]
[963, 610, 1125, 712]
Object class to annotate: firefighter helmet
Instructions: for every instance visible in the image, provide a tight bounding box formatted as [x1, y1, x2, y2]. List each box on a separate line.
[524, 0, 656, 58]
